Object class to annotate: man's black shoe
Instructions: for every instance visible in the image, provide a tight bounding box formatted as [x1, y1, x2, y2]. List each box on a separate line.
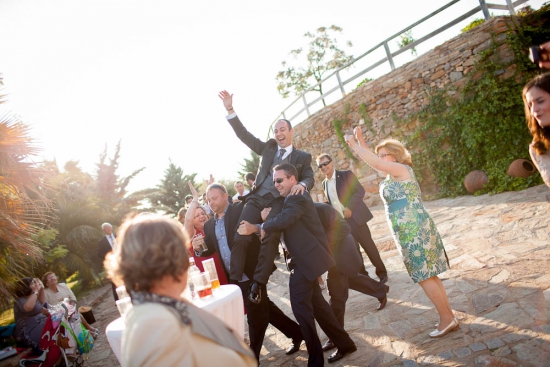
[379, 275, 389, 283]
[328, 345, 357, 363]
[248, 282, 262, 305]
[322, 339, 336, 352]
[285, 339, 302, 355]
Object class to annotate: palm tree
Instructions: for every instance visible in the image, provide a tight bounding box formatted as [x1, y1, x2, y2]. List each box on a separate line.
[0, 84, 50, 307]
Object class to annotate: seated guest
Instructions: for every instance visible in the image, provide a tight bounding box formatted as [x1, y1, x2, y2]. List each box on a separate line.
[104, 214, 256, 367]
[42, 272, 98, 337]
[13, 277, 49, 354]
[184, 182, 228, 285]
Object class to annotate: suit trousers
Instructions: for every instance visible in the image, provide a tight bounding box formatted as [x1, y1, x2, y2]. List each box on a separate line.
[289, 264, 355, 367]
[346, 219, 387, 278]
[237, 280, 302, 361]
[326, 267, 387, 327]
[233, 193, 285, 284]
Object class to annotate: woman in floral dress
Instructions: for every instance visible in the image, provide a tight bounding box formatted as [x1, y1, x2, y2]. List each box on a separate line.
[345, 127, 458, 338]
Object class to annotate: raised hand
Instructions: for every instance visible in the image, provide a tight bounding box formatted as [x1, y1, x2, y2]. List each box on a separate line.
[218, 90, 234, 111]
[206, 174, 215, 186]
[188, 182, 200, 201]
[344, 134, 356, 146]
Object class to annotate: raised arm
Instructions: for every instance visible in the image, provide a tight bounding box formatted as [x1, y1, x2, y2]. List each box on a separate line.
[218, 90, 267, 155]
[345, 126, 409, 180]
[183, 182, 200, 238]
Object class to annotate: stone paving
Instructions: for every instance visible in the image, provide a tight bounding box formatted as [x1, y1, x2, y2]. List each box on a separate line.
[3, 185, 548, 366]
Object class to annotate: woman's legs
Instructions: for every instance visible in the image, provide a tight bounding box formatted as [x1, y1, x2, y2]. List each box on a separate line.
[418, 276, 454, 330]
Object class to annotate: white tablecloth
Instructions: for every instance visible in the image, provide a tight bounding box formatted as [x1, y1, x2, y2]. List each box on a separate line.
[105, 284, 244, 363]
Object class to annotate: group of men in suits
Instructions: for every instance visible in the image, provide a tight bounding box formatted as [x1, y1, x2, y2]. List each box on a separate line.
[190, 91, 389, 366]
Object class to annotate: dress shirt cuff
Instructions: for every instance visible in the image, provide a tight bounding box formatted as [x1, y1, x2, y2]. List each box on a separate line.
[226, 112, 237, 119]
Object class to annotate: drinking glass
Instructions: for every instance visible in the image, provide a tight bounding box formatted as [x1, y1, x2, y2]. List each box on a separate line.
[192, 272, 213, 299]
[202, 258, 220, 290]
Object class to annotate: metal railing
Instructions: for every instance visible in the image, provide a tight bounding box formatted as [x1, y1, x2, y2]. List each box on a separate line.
[269, 0, 528, 133]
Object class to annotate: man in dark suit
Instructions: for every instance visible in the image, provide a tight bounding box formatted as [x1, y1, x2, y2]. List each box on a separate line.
[97, 222, 119, 301]
[261, 163, 356, 366]
[194, 183, 303, 361]
[317, 153, 388, 283]
[218, 90, 315, 303]
[314, 202, 389, 351]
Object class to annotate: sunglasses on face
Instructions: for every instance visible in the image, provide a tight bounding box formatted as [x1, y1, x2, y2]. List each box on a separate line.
[318, 161, 331, 168]
[273, 178, 285, 184]
[378, 153, 392, 159]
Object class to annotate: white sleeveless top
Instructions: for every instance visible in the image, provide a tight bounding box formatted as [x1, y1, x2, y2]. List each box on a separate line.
[530, 143, 550, 188]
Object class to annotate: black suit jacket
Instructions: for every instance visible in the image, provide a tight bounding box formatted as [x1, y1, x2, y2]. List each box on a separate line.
[202, 202, 273, 282]
[314, 203, 362, 277]
[322, 169, 373, 225]
[228, 116, 314, 192]
[263, 194, 334, 281]
[97, 235, 114, 261]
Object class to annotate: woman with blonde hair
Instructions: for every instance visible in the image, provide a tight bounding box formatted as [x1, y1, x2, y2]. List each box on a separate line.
[104, 214, 256, 367]
[522, 72, 550, 187]
[183, 182, 228, 285]
[42, 271, 98, 337]
[345, 128, 457, 338]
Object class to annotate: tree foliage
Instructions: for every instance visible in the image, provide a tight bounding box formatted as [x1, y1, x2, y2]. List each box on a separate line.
[0, 88, 51, 307]
[238, 150, 260, 180]
[141, 160, 199, 216]
[276, 25, 354, 106]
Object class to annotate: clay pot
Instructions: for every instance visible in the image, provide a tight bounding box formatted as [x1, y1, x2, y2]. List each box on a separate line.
[464, 170, 488, 194]
[506, 159, 536, 178]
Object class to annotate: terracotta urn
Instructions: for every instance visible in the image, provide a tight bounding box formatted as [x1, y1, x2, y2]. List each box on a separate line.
[464, 170, 488, 194]
[506, 159, 536, 178]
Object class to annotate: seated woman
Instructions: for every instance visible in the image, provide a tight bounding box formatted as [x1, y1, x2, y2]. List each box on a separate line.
[183, 182, 228, 285]
[104, 214, 256, 367]
[42, 271, 98, 338]
[13, 277, 49, 354]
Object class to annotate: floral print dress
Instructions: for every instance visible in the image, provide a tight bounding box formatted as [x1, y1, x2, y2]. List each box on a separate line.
[380, 165, 449, 283]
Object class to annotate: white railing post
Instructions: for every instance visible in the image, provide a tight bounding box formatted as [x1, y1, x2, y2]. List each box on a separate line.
[505, 0, 515, 15]
[282, 111, 287, 119]
[479, 0, 491, 19]
[383, 42, 396, 70]
[336, 71, 346, 96]
[302, 94, 311, 117]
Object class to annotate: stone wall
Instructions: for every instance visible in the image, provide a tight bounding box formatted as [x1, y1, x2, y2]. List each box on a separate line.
[292, 17, 515, 206]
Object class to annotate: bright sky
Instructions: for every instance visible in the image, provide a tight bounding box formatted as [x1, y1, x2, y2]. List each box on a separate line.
[0, 0, 545, 193]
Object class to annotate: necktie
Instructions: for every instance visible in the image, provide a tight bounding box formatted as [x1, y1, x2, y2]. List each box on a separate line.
[278, 149, 286, 163]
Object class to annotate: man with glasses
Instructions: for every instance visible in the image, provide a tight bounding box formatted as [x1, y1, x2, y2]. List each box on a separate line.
[316, 153, 388, 284]
[260, 163, 357, 365]
[217, 90, 314, 304]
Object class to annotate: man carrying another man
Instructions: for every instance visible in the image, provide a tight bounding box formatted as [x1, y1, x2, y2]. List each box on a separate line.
[218, 90, 314, 303]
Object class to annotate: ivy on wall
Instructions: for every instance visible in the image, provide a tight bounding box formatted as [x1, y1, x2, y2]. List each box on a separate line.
[395, 7, 550, 197]
[333, 103, 359, 162]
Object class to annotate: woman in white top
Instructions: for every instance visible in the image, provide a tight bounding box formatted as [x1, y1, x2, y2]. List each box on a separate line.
[42, 271, 98, 337]
[104, 214, 256, 367]
[523, 73, 550, 187]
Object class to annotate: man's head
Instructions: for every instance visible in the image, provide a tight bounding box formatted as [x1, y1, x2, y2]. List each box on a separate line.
[185, 195, 193, 206]
[273, 119, 294, 149]
[316, 153, 334, 179]
[206, 183, 229, 215]
[245, 172, 255, 188]
[273, 163, 298, 198]
[234, 181, 245, 195]
[101, 222, 113, 236]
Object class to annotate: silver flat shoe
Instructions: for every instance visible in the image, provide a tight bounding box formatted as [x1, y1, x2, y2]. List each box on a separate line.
[429, 318, 459, 338]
